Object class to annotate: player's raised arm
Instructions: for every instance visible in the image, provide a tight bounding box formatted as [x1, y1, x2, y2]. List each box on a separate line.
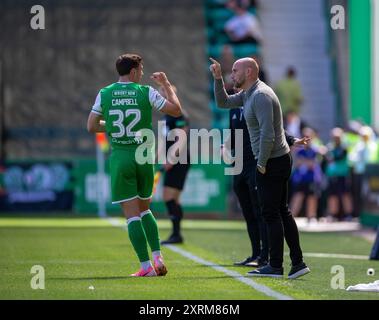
[87, 112, 106, 133]
[210, 57, 244, 109]
[151, 72, 182, 117]
[87, 91, 106, 133]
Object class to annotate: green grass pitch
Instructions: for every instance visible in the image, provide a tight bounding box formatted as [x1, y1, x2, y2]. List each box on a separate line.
[0, 216, 378, 300]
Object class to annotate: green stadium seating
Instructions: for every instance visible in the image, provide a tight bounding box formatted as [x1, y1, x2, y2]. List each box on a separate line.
[205, 0, 259, 130]
[207, 43, 258, 59]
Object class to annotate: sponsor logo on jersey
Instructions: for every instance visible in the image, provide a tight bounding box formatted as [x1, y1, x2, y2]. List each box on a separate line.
[112, 90, 137, 97]
[111, 138, 145, 145]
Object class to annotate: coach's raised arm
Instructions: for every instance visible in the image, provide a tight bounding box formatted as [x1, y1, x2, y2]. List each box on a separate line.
[209, 57, 244, 109]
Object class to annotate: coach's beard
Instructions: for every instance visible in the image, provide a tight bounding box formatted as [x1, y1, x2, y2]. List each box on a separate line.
[233, 79, 244, 89]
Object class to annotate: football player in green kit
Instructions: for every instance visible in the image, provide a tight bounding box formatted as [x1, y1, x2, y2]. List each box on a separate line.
[87, 53, 182, 277]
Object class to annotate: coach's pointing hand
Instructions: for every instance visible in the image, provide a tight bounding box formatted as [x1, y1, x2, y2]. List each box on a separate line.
[293, 136, 311, 147]
[209, 58, 222, 80]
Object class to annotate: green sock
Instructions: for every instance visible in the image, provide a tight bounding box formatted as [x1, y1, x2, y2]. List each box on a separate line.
[141, 210, 161, 252]
[127, 218, 150, 262]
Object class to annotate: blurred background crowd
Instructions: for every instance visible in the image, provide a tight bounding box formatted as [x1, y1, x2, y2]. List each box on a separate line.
[205, 0, 379, 223]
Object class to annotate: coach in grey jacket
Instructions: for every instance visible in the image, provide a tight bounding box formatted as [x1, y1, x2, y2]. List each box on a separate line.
[209, 57, 310, 279]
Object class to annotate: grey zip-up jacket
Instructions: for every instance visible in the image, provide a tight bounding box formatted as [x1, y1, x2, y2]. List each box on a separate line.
[214, 78, 290, 167]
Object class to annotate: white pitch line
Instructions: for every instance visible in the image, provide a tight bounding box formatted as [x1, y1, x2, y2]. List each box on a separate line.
[300, 252, 368, 260]
[105, 217, 126, 229]
[165, 244, 293, 301]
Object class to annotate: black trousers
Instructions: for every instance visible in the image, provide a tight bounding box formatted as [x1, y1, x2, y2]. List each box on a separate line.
[351, 173, 363, 217]
[233, 159, 269, 261]
[256, 153, 303, 268]
[370, 227, 379, 260]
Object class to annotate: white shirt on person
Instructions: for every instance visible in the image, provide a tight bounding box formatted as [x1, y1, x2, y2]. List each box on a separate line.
[225, 12, 263, 42]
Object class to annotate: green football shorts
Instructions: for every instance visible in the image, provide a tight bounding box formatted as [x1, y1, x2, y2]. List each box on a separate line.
[110, 148, 154, 204]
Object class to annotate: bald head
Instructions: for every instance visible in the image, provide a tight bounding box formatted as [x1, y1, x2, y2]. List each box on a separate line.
[237, 57, 259, 75]
[231, 57, 260, 90]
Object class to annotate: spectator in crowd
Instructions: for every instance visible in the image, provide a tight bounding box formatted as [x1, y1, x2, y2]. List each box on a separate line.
[274, 67, 304, 116]
[284, 111, 308, 139]
[290, 127, 323, 224]
[325, 128, 353, 221]
[224, 0, 263, 45]
[349, 126, 378, 217]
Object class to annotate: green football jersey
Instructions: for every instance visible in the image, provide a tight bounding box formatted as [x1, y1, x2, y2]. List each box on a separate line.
[91, 82, 166, 149]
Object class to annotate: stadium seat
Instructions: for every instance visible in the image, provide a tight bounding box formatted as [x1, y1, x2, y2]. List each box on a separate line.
[232, 44, 259, 58]
[206, 8, 234, 23]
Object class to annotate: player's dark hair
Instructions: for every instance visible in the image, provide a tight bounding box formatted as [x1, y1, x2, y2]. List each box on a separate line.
[116, 54, 142, 76]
